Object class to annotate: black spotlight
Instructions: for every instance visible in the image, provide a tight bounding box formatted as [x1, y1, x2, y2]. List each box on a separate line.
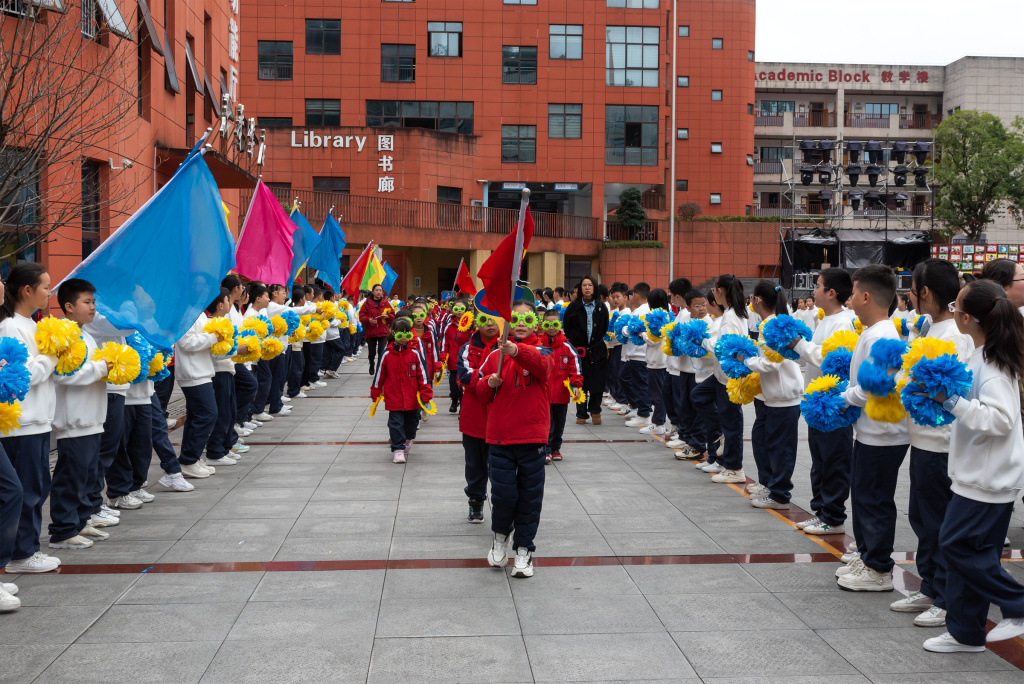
[819, 189, 833, 213]
[866, 164, 881, 187]
[891, 141, 908, 165]
[848, 189, 863, 211]
[800, 165, 815, 186]
[865, 190, 882, 208]
[799, 140, 817, 163]
[892, 165, 908, 187]
[846, 140, 863, 163]
[914, 167, 929, 188]
[818, 164, 833, 185]
[892, 191, 909, 208]
[846, 164, 862, 186]
[818, 139, 835, 162]
[913, 141, 931, 165]
[866, 140, 883, 164]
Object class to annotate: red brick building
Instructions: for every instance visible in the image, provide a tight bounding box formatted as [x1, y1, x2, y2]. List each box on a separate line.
[240, 0, 756, 294]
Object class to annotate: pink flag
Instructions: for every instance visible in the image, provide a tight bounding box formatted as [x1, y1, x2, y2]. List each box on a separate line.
[234, 181, 297, 286]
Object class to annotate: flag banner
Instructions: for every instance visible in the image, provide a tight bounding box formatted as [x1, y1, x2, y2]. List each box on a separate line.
[234, 181, 296, 287]
[454, 258, 477, 295]
[341, 242, 375, 298]
[476, 206, 535, 321]
[60, 152, 235, 348]
[306, 213, 347, 292]
[361, 252, 387, 291]
[381, 262, 399, 295]
[288, 208, 322, 283]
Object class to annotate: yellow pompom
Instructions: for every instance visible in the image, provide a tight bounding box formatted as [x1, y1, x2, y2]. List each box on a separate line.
[727, 373, 761, 404]
[339, 300, 350, 311]
[242, 316, 270, 339]
[348, 322, 357, 334]
[865, 392, 906, 423]
[35, 317, 81, 356]
[901, 337, 957, 373]
[270, 316, 288, 337]
[306, 320, 325, 341]
[853, 318, 864, 335]
[821, 330, 860, 357]
[55, 338, 88, 376]
[817, 308, 825, 320]
[260, 337, 284, 360]
[564, 378, 586, 404]
[804, 374, 841, 397]
[204, 317, 234, 341]
[458, 311, 474, 332]
[369, 396, 382, 417]
[417, 392, 437, 415]
[300, 315, 313, 327]
[232, 336, 261, 364]
[148, 352, 166, 378]
[317, 301, 338, 321]
[0, 401, 21, 435]
[93, 342, 142, 384]
[337, 311, 349, 327]
[289, 324, 307, 345]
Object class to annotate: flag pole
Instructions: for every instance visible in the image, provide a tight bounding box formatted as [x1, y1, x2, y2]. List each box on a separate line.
[453, 257, 465, 295]
[495, 188, 531, 379]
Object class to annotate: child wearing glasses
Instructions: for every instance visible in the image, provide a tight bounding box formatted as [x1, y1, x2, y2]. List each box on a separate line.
[443, 299, 472, 413]
[476, 301, 553, 578]
[409, 302, 442, 380]
[538, 308, 583, 464]
[370, 317, 433, 464]
[456, 310, 501, 523]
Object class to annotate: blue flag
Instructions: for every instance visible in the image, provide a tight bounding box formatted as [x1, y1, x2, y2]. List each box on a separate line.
[381, 262, 398, 295]
[306, 214, 347, 292]
[59, 152, 235, 348]
[288, 209, 321, 284]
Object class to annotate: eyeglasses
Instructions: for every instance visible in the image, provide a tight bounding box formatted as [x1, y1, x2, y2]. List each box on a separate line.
[510, 312, 537, 327]
[394, 331, 414, 343]
[412, 312, 427, 322]
[540, 320, 562, 331]
[948, 302, 980, 322]
[452, 306, 466, 315]
[475, 313, 494, 327]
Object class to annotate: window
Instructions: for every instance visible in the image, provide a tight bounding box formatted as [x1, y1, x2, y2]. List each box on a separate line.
[305, 99, 340, 126]
[760, 100, 795, 114]
[678, 25, 688, 37]
[502, 46, 537, 84]
[605, 105, 658, 166]
[712, 37, 723, 49]
[711, 90, 722, 101]
[81, 160, 102, 230]
[677, 76, 688, 87]
[676, 128, 688, 140]
[710, 193, 721, 204]
[608, 0, 659, 6]
[306, 20, 341, 55]
[501, 125, 536, 163]
[748, 50, 754, 62]
[428, 22, 462, 57]
[258, 41, 293, 80]
[746, 154, 754, 165]
[381, 44, 416, 82]
[257, 117, 293, 127]
[437, 186, 462, 203]
[383, 0, 414, 2]
[0, 151, 39, 228]
[747, 103, 754, 115]
[606, 26, 659, 87]
[549, 104, 582, 138]
[313, 177, 351, 194]
[366, 100, 474, 134]
[711, 142, 722, 153]
[549, 25, 582, 59]
[504, 0, 537, 3]
[865, 103, 899, 118]
[759, 147, 793, 162]
[81, 0, 99, 41]
[676, 180, 688, 191]
[265, 182, 292, 193]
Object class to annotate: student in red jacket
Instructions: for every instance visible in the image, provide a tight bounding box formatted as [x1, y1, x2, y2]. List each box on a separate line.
[456, 311, 501, 523]
[370, 318, 432, 464]
[475, 301, 553, 579]
[444, 299, 472, 413]
[410, 302, 442, 379]
[539, 308, 583, 464]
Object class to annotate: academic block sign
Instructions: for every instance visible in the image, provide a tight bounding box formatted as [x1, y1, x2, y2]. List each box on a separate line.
[755, 63, 945, 91]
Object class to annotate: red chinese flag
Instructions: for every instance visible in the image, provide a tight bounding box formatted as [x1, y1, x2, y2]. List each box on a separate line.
[454, 259, 477, 295]
[340, 242, 375, 298]
[476, 206, 534, 321]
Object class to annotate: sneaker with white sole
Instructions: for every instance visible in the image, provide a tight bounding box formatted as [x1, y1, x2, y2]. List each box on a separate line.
[253, 412, 274, 421]
[803, 521, 846, 536]
[510, 547, 534, 578]
[80, 524, 109, 540]
[746, 482, 768, 495]
[796, 516, 821, 530]
[48, 535, 93, 550]
[130, 488, 155, 503]
[622, 408, 638, 419]
[112, 494, 142, 510]
[314, 381, 327, 388]
[181, 462, 211, 479]
[847, 541, 858, 553]
[294, 392, 307, 399]
[5, 552, 60, 573]
[987, 617, 1024, 642]
[158, 472, 195, 491]
[100, 504, 120, 517]
[404, 440, 414, 453]
[281, 396, 292, 403]
[233, 425, 251, 436]
[923, 632, 985, 653]
[711, 469, 746, 484]
[243, 421, 259, 429]
[488, 533, 510, 567]
[638, 424, 666, 435]
[625, 416, 650, 428]
[835, 556, 864, 577]
[166, 418, 177, 429]
[837, 564, 894, 591]
[890, 591, 934, 613]
[199, 459, 217, 474]
[700, 462, 725, 474]
[841, 550, 860, 564]
[914, 605, 947, 627]
[207, 455, 237, 466]
[393, 450, 406, 464]
[666, 438, 685, 448]
[231, 444, 250, 454]
[273, 407, 292, 416]
[0, 586, 19, 612]
[89, 511, 119, 527]
[751, 496, 788, 510]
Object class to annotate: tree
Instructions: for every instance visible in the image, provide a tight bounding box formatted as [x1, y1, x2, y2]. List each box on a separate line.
[677, 201, 702, 222]
[933, 110, 1024, 242]
[1, 4, 145, 262]
[616, 187, 647, 239]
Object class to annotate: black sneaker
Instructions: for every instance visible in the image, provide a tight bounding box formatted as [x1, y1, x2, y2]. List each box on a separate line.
[449, 401, 459, 413]
[468, 499, 484, 523]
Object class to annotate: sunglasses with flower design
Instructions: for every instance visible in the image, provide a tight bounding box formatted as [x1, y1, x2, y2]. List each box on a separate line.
[510, 312, 537, 327]
[394, 331, 415, 343]
[540, 320, 562, 331]
[412, 311, 428, 322]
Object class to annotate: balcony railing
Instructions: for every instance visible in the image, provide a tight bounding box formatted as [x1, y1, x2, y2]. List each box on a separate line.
[793, 112, 836, 127]
[240, 187, 604, 241]
[845, 114, 891, 128]
[754, 161, 783, 175]
[751, 204, 791, 217]
[899, 113, 941, 129]
[751, 203, 931, 219]
[755, 114, 784, 127]
[605, 217, 663, 242]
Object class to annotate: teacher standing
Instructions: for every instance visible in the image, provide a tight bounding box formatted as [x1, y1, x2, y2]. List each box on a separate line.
[563, 275, 609, 425]
[358, 284, 394, 376]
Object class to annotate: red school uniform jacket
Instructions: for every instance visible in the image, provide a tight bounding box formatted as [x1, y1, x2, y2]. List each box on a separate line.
[473, 333, 554, 446]
[456, 331, 500, 440]
[539, 331, 583, 405]
[370, 342, 433, 412]
[444, 323, 472, 369]
[358, 297, 394, 339]
[413, 325, 442, 376]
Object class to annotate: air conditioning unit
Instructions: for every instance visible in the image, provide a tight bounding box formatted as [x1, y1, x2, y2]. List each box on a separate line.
[471, 199, 484, 221]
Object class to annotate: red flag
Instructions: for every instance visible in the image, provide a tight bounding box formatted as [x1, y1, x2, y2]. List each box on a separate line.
[454, 258, 477, 295]
[477, 206, 534, 321]
[340, 241, 375, 298]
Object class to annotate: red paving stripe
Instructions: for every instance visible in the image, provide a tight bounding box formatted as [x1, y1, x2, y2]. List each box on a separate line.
[235, 439, 654, 446]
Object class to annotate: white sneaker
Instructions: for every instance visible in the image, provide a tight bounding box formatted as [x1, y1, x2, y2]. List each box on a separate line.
[987, 617, 1024, 643]
[5, 552, 60, 573]
[803, 521, 845, 536]
[510, 547, 534, 579]
[608, 403, 624, 411]
[294, 392, 307, 399]
[100, 504, 121, 517]
[89, 511, 120, 527]
[231, 444, 250, 454]
[181, 462, 211, 479]
[243, 421, 259, 429]
[751, 496, 788, 510]
[841, 550, 860, 564]
[625, 416, 650, 428]
[924, 632, 985, 653]
[392, 450, 406, 464]
[835, 556, 863, 578]
[746, 482, 768, 495]
[638, 423, 666, 435]
[623, 409, 638, 419]
[488, 533, 510, 567]
[837, 564, 894, 591]
[846, 541, 858, 553]
[130, 488, 155, 503]
[281, 396, 292, 403]
[302, 385, 315, 392]
[80, 524, 109, 540]
[166, 418, 177, 429]
[233, 425, 250, 436]
[890, 591, 934, 613]
[666, 438, 685, 448]
[0, 585, 20, 612]
[48, 535, 93, 550]
[314, 381, 327, 388]
[700, 462, 725, 474]
[254, 412, 273, 421]
[914, 606, 947, 627]
[208, 455, 237, 466]
[112, 494, 143, 510]
[158, 472, 195, 491]
[796, 516, 821, 530]
[711, 469, 746, 484]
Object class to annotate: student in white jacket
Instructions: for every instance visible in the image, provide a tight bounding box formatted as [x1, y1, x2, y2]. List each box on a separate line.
[639, 289, 672, 436]
[204, 289, 242, 468]
[922, 279, 1024, 653]
[223, 275, 258, 437]
[619, 283, 651, 426]
[0, 264, 59, 574]
[175, 307, 219, 479]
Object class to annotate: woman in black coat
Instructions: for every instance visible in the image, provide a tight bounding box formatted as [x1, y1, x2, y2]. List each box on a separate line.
[562, 275, 609, 425]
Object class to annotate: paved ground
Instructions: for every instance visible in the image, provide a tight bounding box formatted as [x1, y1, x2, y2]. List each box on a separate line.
[3, 354, 1024, 683]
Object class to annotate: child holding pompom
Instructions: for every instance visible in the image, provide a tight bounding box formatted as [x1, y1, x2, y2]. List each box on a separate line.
[456, 310, 500, 523]
[538, 308, 582, 463]
[667, 289, 711, 459]
[442, 298, 472, 413]
[619, 283, 651, 426]
[837, 265, 909, 592]
[371, 317, 432, 464]
[175, 294, 221, 479]
[891, 293, 915, 341]
[640, 288, 672, 437]
[921, 279, 1024, 653]
[605, 283, 631, 413]
[245, 283, 284, 420]
[205, 289, 243, 468]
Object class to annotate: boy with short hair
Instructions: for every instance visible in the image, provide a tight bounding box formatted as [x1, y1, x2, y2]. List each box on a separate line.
[605, 283, 630, 411]
[539, 309, 583, 464]
[620, 282, 651, 426]
[456, 310, 500, 523]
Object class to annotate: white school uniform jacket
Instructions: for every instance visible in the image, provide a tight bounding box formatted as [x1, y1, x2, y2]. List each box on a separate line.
[53, 330, 107, 439]
[126, 380, 154, 407]
[948, 346, 1024, 503]
[692, 314, 716, 383]
[905, 319, 974, 454]
[794, 309, 857, 385]
[701, 308, 748, 385]
[0, 313, 56, 436]
[228, 306, 251, 371]
[665, 309, 689, 376]
[842, 319, 910, 446]
[84, 313, 135, 396]
[606, 307, 629, 349]
[174, 313, 216, 387]
[744, 315, 803, 407]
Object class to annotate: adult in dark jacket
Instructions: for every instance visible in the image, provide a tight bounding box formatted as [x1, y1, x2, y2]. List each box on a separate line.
[358, 284, 394, 375]
[562, 274, 609, 424]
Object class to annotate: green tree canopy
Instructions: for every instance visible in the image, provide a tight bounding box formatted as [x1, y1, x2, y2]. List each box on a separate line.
[616, 187, 647, 238]
[934, 110, 1024, 242]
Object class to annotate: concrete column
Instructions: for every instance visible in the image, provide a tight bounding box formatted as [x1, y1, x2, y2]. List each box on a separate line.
[545, 251, 565, 290]
[467, 249, 490, 292]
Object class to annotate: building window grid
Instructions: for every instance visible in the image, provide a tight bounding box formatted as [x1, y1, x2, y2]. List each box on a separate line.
[676, 180, 687, 191]
[605, 105, 658, 166]
[760, 100, 795, 114]
[548, 103, 582, 139]
[305, 20, 341, 55]
[502, 46, 537, 85]
[710, 193, 722, 204]
[501, 125, 537, 163]
[305, 99, 341, 126]
[313, 177, 351, 194]
[257, 117, 293, 127]
[549, 24, 582, 60]
[257, 41, 292, 80]
[678, 25, 688, 37]
[428, 22, 462, 57]
[676, 128, 688, 140]
[711, 142, 722, 153]
[437, 186, 462, 203]
[381, 44, 416, 82]
[608, 0, 659, 7]
[606, 26, 659, 87]
[712, 37, 723, 49]
[677, 76, 688, 87]
[503, 0, 537, 4]
[711, 90, 722, 101]
[366, 100, 474, 135]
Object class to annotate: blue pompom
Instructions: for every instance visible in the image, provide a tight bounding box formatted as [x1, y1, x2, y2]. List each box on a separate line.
[914, 315, 928, 333]
[625, 316, 647, 346]
[677, 319, 709, 358]
[901, 354, 974, 427]
[282, 310, 300, 336]
[762, 314, 813, 361]
[820, 349, 852, 381]
[0, 337, 31, 403]
[126, 333, 157, 385]
[605, 311, 621, 342]
[801, 380, 861, 432]
[715, 333, 758, 379]
[644, 309, 672, 338]
[895, 317, 910, 336]
[614, 315, 632, 344]
[857, 338, 908, 396]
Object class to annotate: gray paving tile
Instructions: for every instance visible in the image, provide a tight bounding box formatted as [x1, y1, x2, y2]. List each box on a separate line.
[775, 589, 928, 629]
[288, 516, 394, 537]
[389, 535, 494, 560]
[179, 518, 296, 541]
[382, 568, 511, 599]
[817, 627, 1017, 674]
[200, 635, 374, 684]
[56, 540, 177, 566]
[868, 674, 1024, 684]
[508, 565, 641, 597]
[648, 592, 807, 631]
[273, 536, 391, 561]
[673, 629, 858, 678]
[226, 598, 380, 642]
[625, 563, 768, 595]
[249, 569, 384, 602]
[311, 483, 403, 500]
[603, 532, 726, 556]
[13, 573, 138, 606]
[116, 572, 264, 605]
[0, 605, 106, 644]
[514, 595, 665, 634]
[0, 644, 66, 684]
[367, 635, 533, 683]
[40, 642, 219, 684]
[300, 499, 398, 517]
[740, 561, 850, 592]
[159, 538, 285, 563]
[376, 596, 521, 637]
[524, 632, 697, 682]
[390, 515, 499, 537]
[79, 602, 245, 643]
[702, 678, 871, 684]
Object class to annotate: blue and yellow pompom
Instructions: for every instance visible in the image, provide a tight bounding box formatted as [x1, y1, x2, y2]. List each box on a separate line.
[865, 392, 906, 423]
[0, 338, 30, 403]
[899, 338, 973, 427]
[305, 320, 325, 341]
[801, 375, 860, 432]
[613, 315, 633, 345]
[0, 401, 21, 435]
[761, 314, 813, 362]
[126, 333, 157, 384]
[676, 319, 710, 358]
[148, 351, 167, 380]
[895, 317, 911, 336]
[260, 337, 285, 360]
[727, 373, 761, 404]
[856, 338, 908, 396]
[715, 334, 758, 379]
[625, 315, 647, 346]
[913, 315, 928, 334]
[35, 317, 81, 357]
[290, 324, 307, 345]
[54, 338, 88, 377]
[820, 349, 852, 381]
[205, 317, 235, 356]
[821, 329, 859, 356]
[233, 330, 261, 364]
[270, 315, 288, 337]
[317, 301, 338, 322]
[242, 315, 271, 340]
[644, 309, 673, 342]
[93, 342, 142, 385]
[852, 317, 864, 335]
[281, 310, 301, 337]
